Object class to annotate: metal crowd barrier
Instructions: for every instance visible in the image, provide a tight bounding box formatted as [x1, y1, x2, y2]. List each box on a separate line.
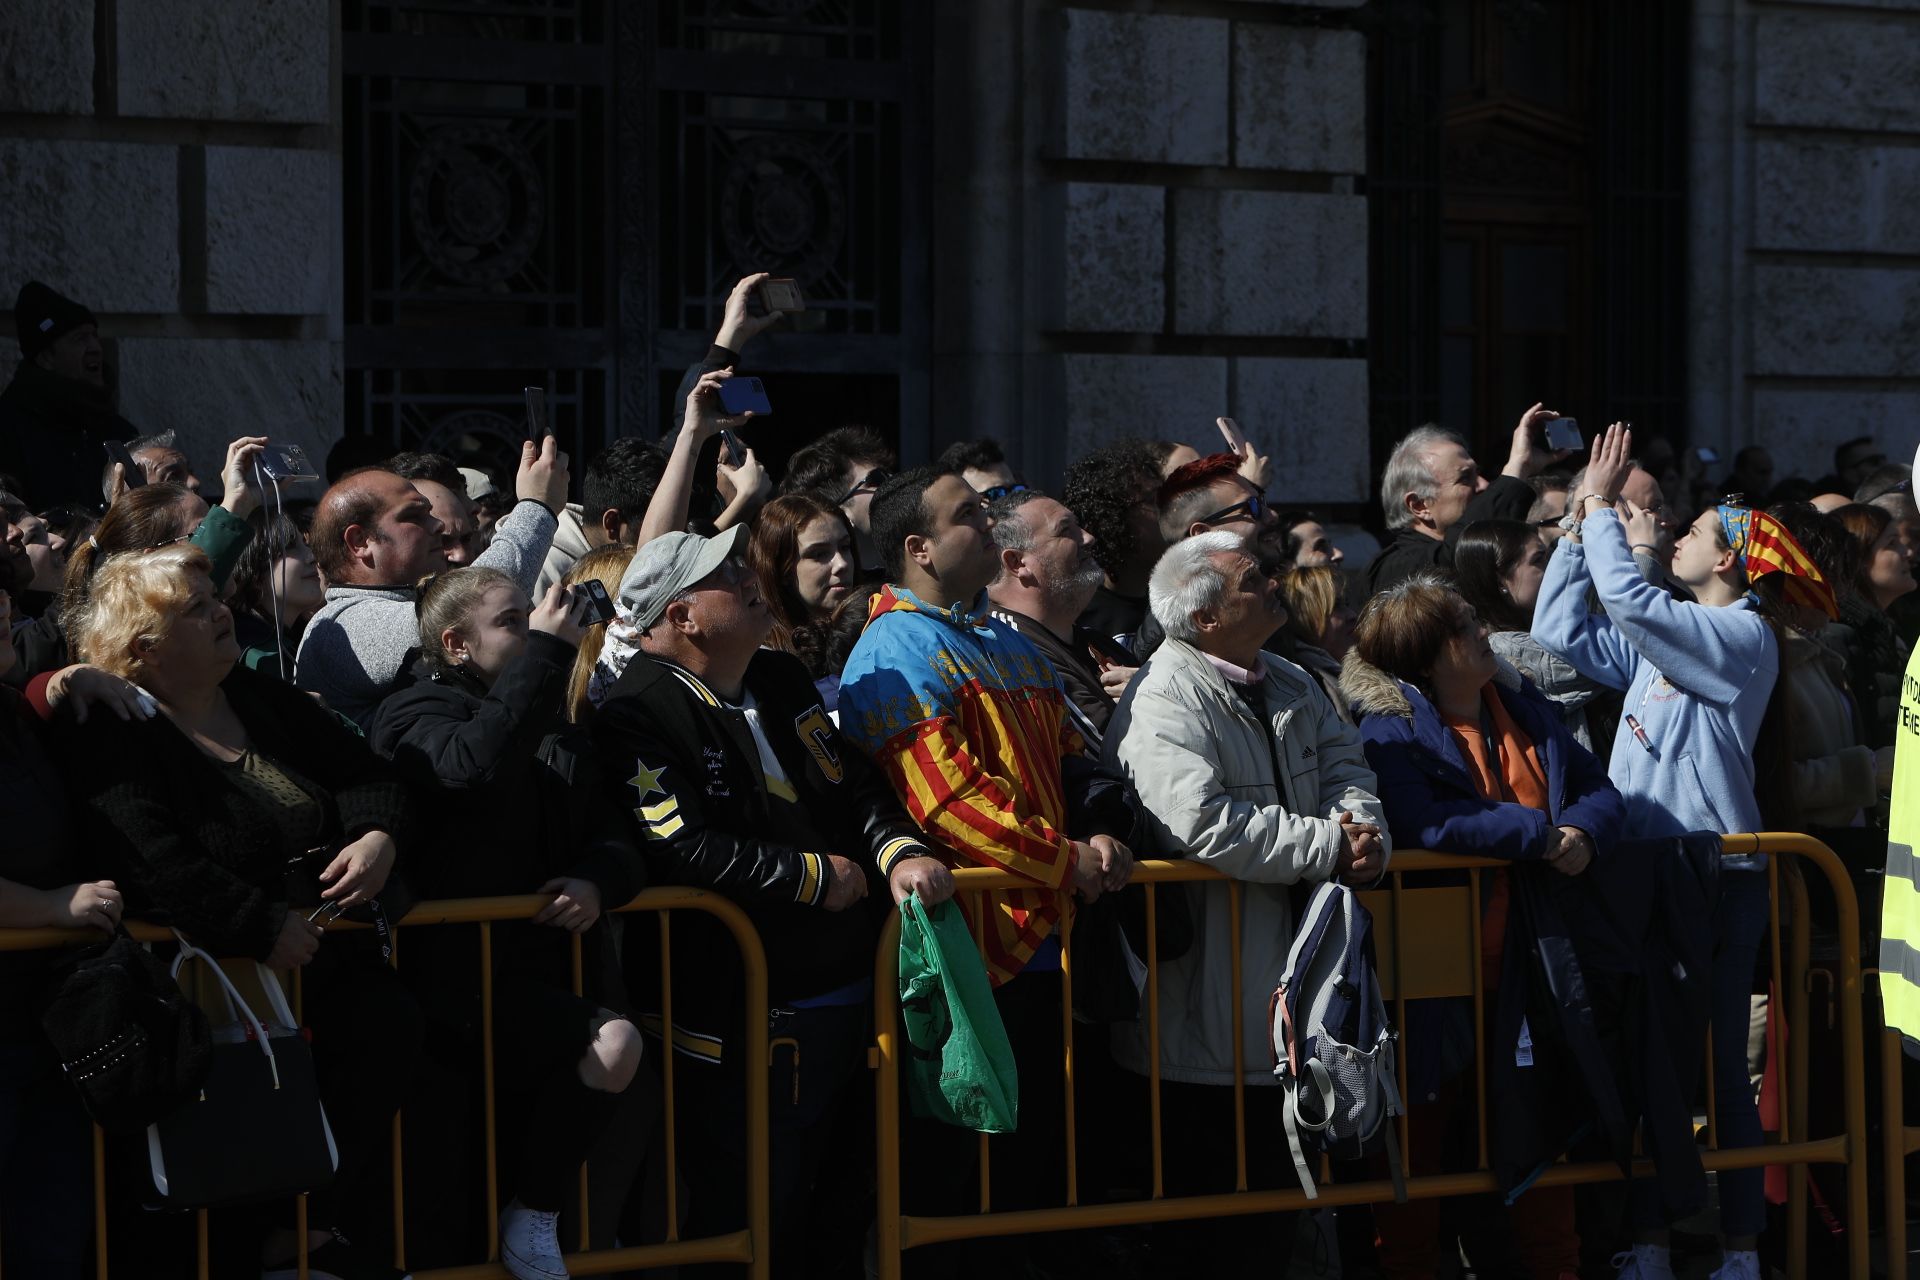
[871, 836, 1871, 1280]
[0, 887, 771, 1280]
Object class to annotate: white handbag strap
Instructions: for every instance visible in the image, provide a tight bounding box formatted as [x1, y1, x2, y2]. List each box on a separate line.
[169, 932, 282, 1085]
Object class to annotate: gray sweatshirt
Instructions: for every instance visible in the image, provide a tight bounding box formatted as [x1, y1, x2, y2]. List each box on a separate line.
[296, 498, 558, 726]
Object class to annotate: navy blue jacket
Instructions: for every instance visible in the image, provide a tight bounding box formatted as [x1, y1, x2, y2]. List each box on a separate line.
[1340, 656, 1710, 1216]
[1340, 656, 1624, 859]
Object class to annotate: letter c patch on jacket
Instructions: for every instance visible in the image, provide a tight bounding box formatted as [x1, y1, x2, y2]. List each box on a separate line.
[793, 706, 844, 784]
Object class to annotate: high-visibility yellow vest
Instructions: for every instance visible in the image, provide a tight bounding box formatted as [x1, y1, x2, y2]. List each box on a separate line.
[1881, 640, 1920, 1051]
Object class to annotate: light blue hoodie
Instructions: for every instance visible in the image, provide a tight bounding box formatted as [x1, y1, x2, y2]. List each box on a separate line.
[1530, 508, 1778, 864]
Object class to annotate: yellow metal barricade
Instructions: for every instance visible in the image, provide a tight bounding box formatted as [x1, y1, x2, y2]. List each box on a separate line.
[872, 836, 1871, 1279]
[0, 887, 771, 1280]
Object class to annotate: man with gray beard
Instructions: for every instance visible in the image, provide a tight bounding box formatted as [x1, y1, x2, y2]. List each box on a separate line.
[986, 488, 1138, 751]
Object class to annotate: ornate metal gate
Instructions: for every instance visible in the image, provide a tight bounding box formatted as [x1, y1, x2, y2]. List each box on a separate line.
[342, 0, 930, 484]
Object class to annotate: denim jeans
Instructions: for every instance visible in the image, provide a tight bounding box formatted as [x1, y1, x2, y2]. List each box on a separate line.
[1633, 868, 1769, 1236]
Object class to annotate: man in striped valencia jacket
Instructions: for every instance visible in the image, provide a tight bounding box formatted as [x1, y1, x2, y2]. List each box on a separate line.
[838, 466, 1135, 1228]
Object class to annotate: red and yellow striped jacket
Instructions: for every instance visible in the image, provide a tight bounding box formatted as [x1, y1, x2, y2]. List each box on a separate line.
[838, 586, 1083, 984]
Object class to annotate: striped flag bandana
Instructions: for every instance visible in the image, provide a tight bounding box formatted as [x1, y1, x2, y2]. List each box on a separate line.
[1717, 505, 1838, 619]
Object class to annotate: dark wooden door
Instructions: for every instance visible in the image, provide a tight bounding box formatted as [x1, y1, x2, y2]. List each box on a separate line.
[1368, 0, 1688, 479]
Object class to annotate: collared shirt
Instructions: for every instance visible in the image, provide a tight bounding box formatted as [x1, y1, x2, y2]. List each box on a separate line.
[1198, 650, 1269, 688]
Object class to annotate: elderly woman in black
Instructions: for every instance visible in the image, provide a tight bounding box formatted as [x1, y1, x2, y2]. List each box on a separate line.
[61, 542, 417, 1280]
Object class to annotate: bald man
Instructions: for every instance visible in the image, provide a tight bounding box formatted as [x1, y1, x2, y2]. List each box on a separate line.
[296, 438, 568, 724]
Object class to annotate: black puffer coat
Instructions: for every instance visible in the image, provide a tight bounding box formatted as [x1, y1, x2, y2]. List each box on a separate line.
[365, 632, 643, 908]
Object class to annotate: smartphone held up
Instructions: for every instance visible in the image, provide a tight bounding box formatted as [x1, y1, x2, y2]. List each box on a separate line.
[524, 386, 551, 445]
[103, 440, 146, 488]
[717, 376, 772, 417]
[256, 443, 318, 484]
[749, 277, 806, 317]
[573, 579, 617, 626]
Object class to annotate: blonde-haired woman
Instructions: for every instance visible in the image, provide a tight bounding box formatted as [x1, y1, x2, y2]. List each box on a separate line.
[560, 543, 633, 723]
[61, 543, 418, 1280]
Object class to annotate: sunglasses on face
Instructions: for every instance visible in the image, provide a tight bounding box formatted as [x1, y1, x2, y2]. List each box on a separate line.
[982, 483, 1029, 502]
[834, 468, 893, 506]
[1198, 494, 1269, 526]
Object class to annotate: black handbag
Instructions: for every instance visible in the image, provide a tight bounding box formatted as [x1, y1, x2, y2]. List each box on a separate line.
[37, 926, 212, 1134]
[144, 935, 338, 1209]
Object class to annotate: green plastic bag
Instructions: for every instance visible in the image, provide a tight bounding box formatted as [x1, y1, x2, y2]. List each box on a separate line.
[898, 895, 1019, 1133]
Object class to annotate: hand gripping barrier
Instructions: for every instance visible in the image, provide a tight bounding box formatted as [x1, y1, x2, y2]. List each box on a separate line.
[0, 887, 771, 1280]
[870, 837, 1872, 1280]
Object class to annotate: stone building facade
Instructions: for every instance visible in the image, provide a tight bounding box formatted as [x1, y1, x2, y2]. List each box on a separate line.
[1, 1, 1915, 508]
[0, 0, 342, 479]
[1690, 0, 1920, 482]
[931, 0, 1373, 505]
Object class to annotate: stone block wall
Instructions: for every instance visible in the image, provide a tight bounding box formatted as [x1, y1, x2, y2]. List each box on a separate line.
[0, 0, 341, 497]
[931, 0, 1370, 501]
[1692, 0, 1920, 485]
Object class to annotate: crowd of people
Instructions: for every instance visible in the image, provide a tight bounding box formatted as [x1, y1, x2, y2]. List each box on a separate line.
[1, 270, 1915, 1280]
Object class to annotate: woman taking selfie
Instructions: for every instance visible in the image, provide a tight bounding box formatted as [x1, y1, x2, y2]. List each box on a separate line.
[61, 543, 417, 1280]
[367, 566, 646, 1280]
[1533, 423, 1834, 1280]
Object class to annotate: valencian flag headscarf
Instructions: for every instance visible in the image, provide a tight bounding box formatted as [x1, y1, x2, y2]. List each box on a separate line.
[1716, 505, 1838, 619]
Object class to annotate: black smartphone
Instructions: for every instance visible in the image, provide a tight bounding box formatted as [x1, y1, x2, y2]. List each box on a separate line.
[720, 428, 746, 465]
[523, 386, 551, 444]
[104, 440, 146, 488]
[1544, 417, 1581, 452]
[257, 443, 318, 484]
[716, 376, 772, 417]
[748, 277, 806, 317]
[574, 579, 616, 625]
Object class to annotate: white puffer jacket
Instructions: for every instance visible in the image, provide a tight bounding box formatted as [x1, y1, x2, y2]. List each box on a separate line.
[1103, 638, 1389, 1086]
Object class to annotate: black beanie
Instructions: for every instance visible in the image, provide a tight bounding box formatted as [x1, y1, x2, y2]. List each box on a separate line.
[14, 281, 96, 360]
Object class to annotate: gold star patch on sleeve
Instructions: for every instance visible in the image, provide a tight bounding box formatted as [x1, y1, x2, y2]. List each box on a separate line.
[628, 759, 667, 802]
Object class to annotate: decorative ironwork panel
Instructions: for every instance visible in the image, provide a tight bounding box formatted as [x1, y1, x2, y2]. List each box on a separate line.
[656, 91, 900, 339]
[343, 0, 930, 476]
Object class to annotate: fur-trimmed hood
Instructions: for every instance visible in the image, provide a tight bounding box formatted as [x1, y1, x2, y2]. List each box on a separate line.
[1338, 649, 1525, 722]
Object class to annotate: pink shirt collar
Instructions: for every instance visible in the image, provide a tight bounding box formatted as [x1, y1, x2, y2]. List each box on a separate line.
[1199, 649, 1269, 686]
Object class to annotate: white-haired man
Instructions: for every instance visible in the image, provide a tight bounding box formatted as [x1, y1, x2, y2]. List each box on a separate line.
[1367, 403, 1565, 594]
[1105, 528, 1389, 1269]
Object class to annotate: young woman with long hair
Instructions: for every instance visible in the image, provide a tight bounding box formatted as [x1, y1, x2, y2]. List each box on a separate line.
[1533, 424, 1836, 1280]
[1453, 519, 1611, 752]
[746, 492, 858, 707]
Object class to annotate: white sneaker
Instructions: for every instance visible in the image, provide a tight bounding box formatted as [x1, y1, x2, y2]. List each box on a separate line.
[1612, 1243, 1678, 1280]
[1710, 1250, 1763, 1280]
[499, 1201, 569, 1280]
